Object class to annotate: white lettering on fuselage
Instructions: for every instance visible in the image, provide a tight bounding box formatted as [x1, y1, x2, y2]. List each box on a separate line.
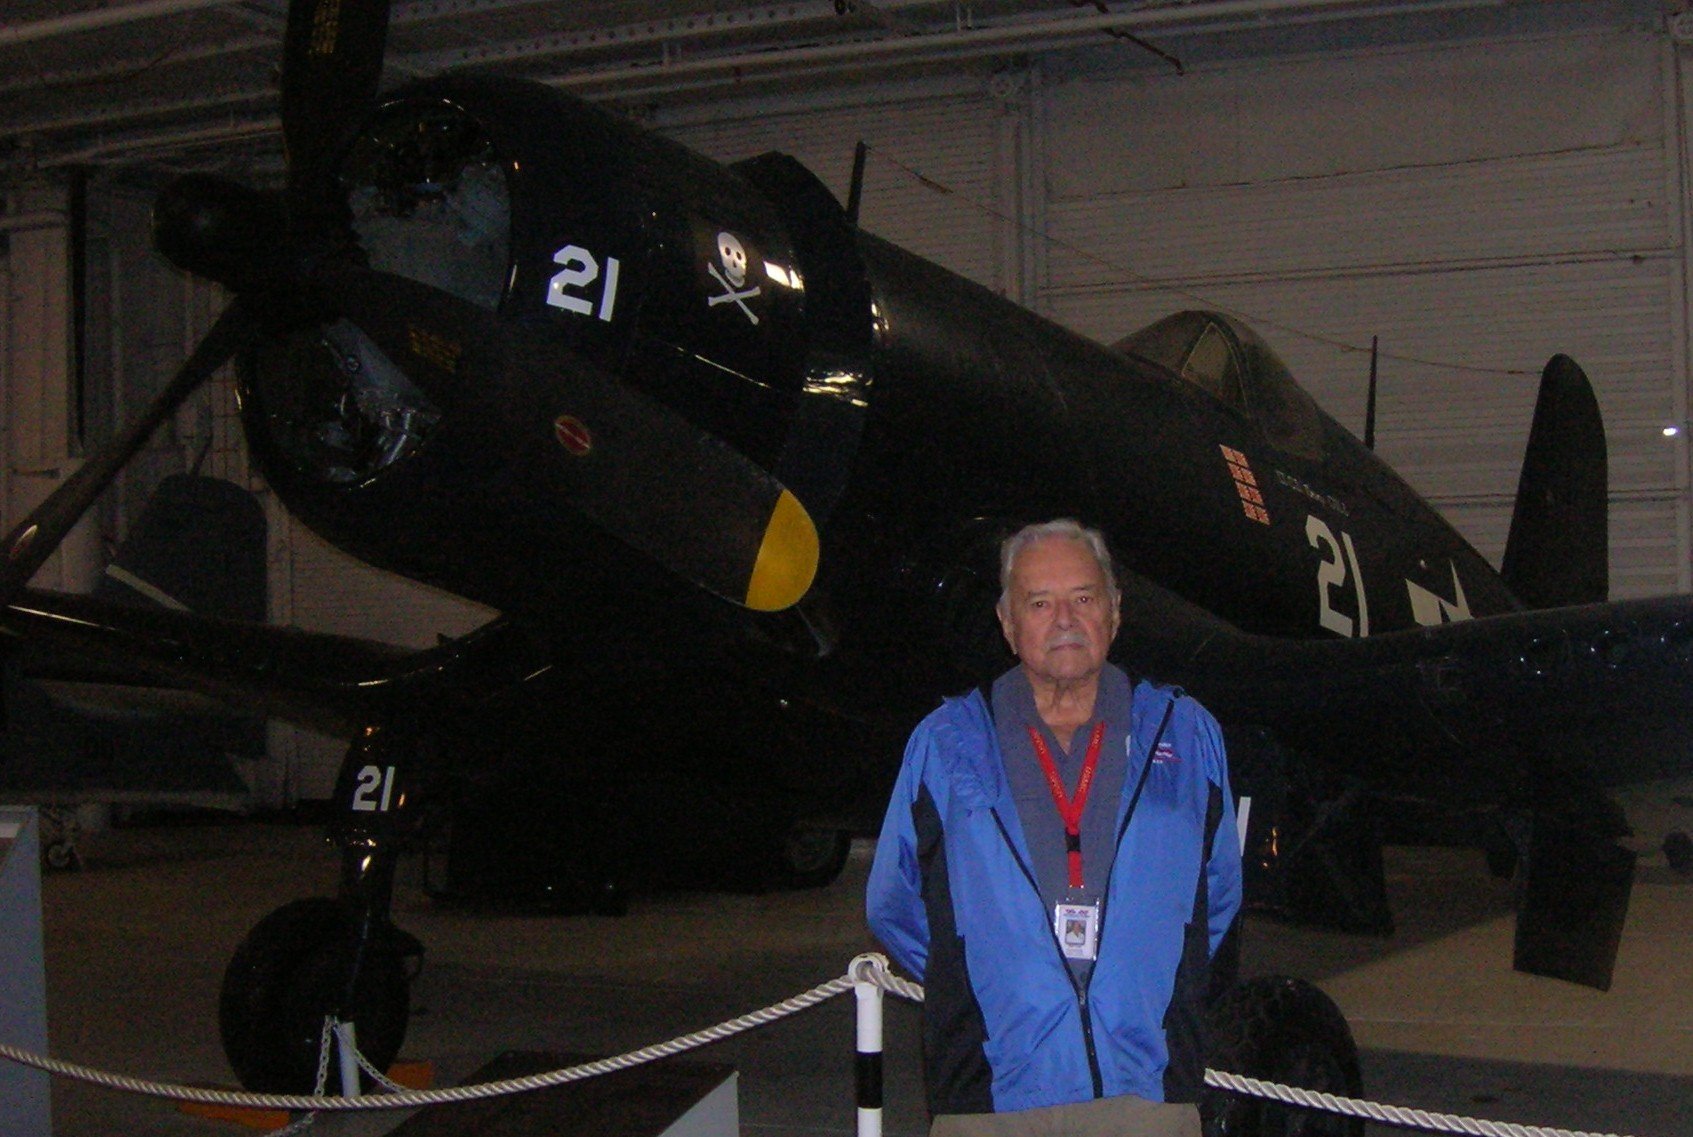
[1307, 515, 1369, 637]
[351, 764, 397, 812]
[546, 243, 621, 321]
[1274, 470, 1350, 517]
[1406, 562, 1472, 625]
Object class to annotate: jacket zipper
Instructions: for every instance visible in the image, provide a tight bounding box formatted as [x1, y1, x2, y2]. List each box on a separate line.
[989, 807, 1106, 1098]
[1071, 696, 1177, 1098]
[1090, 696, 1177, 961]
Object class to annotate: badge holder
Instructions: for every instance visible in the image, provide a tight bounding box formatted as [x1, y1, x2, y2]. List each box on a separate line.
[1055, 898, 1100, 961]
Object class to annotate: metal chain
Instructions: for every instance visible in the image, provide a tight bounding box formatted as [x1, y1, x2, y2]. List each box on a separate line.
[314, 1016, 333, 1096]
[340, 1019, 406, 1095]
[250, 1017, 339, 1137]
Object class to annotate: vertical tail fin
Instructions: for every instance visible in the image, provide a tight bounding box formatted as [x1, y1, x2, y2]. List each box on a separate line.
[1500, 355, 1607, 608]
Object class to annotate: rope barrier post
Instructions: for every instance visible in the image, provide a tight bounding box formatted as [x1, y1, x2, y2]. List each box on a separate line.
[850, 953, 887, 1137]
[334, 1020, 360, 1099]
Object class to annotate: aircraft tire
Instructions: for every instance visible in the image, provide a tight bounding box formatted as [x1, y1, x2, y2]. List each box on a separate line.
[1664, 830, 1693, 876]
[772, 825, 852, 890]
[43, 841, 80, 871]
[1202, 975, 1363, 1137]
[218, 898, 410, 1094]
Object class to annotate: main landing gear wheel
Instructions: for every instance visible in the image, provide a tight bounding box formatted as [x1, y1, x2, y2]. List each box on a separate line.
[1203, 975, 1364, 1137]
[219, 898, 414, 1093]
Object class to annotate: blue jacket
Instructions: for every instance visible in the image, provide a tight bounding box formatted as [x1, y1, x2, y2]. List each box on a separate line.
[866, 674, 1241, 1116]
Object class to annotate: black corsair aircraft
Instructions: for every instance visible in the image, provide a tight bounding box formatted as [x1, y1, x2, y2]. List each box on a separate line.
[1, 0, 1688, 1119]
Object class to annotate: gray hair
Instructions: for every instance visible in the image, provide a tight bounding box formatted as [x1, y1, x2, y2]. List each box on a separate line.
[997, 519, 1119, 608]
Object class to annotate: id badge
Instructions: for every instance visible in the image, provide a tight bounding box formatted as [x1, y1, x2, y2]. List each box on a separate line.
[1054, 901, 1100, 961]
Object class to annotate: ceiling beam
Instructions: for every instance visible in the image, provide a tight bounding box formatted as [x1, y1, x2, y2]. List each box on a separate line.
[0, 0, 244, 47]
[4, 0, 1530, 172]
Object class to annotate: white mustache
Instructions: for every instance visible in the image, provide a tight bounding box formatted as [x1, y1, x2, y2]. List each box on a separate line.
[1047, 632, 1087, 649]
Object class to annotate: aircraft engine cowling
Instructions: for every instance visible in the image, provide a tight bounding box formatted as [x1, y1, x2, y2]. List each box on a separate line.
[235, 76, 857, 615]
[237, 95, 505, 496]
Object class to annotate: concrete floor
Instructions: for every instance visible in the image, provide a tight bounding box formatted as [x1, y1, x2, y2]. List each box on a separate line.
[22, 815, 1693, 1137]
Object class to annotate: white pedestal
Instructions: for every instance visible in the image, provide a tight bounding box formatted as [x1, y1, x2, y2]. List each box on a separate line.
[0, 808, 51, 1137]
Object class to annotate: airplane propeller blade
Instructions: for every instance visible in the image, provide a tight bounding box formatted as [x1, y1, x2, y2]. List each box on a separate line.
[281, 0, 392, 235]
[0, 303, 260, 605]
[308, 263, 820, 612]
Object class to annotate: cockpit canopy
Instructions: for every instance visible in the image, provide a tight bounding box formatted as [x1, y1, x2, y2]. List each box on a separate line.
[1116, 311, 1324, 460]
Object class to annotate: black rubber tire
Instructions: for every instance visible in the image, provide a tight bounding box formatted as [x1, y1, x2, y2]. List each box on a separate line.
[773, 826, 852, 889]
[218, 898, 411, 1094]
[1203, 975, 1364, 1137]
[43, 841, 80, 870]
[1664, 830, 1693, 876]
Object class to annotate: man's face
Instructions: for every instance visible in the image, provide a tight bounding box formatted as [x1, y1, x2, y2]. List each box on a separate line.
[997, 536, 1121, 688]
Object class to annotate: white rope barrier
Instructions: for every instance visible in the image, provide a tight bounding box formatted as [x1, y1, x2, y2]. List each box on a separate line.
[0, 972, 851, 1112]
[0, 955, 1644, 1137]
[849, 958, 1637, 1137]
[1197, 1070, 1630, 1137]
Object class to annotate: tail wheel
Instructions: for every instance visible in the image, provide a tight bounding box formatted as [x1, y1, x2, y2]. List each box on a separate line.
[1203, 975, 1363, 1137]
[1664, 830, 1693, 876]
[773, 825, 852, 889]
[219, 898, 412, 1094]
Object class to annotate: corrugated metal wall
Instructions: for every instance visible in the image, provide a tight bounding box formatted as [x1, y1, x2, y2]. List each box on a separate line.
[1, 185, 99, 594]
[1042, 27, 1689, 597]
[658, 81, 1021, 294]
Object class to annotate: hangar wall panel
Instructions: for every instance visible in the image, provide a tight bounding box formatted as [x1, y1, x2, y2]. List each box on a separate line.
[660, 84, 1021, 296]
[1041, 27, 1688, 597]
[1047, 30, 1658, 195]
[0, 187, 99, 593]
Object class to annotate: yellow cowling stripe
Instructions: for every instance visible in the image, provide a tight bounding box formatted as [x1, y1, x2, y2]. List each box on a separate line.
[744, 490, 819, 611]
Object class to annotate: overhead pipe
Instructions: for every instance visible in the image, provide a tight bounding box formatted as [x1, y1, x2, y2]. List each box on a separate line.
[16, 0, 1514, 167]
[0, 0, 240, 47]
[549, 0, 1513, 91]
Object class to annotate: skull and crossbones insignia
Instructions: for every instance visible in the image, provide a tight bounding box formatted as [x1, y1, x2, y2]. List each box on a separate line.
[706, 230, 761, 324]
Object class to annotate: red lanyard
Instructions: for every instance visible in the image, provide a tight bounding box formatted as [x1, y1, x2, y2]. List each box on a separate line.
[1026, 719, 1108, 890]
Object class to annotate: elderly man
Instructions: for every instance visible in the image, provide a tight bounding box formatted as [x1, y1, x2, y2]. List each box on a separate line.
[867, 519, 1241, 1137]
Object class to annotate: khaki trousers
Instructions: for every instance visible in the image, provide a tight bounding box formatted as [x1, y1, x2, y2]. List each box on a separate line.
[930, 1096, 1200, 1137]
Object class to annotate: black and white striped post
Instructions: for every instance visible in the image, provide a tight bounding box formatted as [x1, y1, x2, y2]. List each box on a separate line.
[851, 953, 886, 1137]
[335, 1020, 361, 1098]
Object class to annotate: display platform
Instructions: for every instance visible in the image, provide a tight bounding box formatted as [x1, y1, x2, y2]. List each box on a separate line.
[384, 1051, 735, 1137]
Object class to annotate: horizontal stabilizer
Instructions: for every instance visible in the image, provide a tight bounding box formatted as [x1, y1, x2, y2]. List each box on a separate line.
[1500, 355, 1607, 607]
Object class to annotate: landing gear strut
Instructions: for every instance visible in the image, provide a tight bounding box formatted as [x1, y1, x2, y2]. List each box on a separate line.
[218, 724, 430, 1093]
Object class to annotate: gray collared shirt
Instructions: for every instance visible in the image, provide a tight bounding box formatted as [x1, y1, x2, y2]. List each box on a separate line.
[992, 663, 1136, 981]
